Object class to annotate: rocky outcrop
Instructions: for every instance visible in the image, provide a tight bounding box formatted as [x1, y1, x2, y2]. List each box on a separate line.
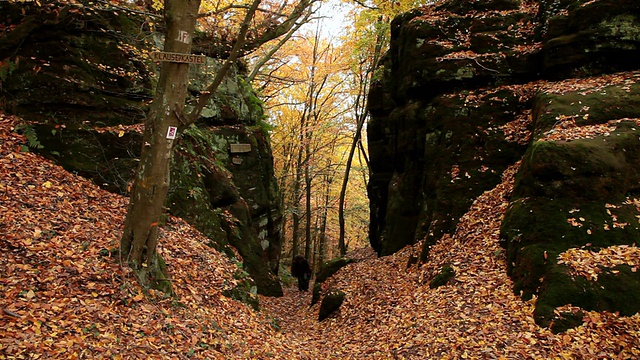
[368, 0, 640, 329]
[0, 1, 282, 297]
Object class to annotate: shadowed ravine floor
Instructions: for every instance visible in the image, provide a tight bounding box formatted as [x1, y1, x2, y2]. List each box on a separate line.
[260, 163, 639, 358]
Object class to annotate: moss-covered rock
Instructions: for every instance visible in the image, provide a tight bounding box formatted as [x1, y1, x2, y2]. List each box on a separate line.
[369, 88, 529, 258]
[502, 83, 640, 329]
[1, 2, 283, 298]
[312, 258, 354, 309]
[429, 264, 456, 289]
[318, 289, 345, 321]
[534, 264, 640, 333]
[315, 257, 354, 284]
[222, 266, 260, 311]
[168, 111, 283, 298]
[369, 0, 640, 331]
[0, 2, 152, 125]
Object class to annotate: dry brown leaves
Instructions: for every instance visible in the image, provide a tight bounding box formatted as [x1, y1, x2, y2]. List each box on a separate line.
[2, 90, 640, 359]
[540, 118, 640, 142]
[558, 245, 640, 281]
[500, 111, 533, 145]
[260, 162, 640, 359]
[0, 113, 288, 359]
[542, 71, 640, 96]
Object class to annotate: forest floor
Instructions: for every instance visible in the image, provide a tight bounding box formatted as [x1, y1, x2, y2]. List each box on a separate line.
[1, 111, 639, 359]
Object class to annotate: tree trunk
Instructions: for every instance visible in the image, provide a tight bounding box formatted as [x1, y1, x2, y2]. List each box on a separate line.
[304, 139, 312, 260]
[337, 110, 365, 256]
[120, 0, 201, 290]
[317, 173, 331, 269]
[291, 140, 304, 258]
[337, 22, 385, 256]
[292, 82, 311, 258]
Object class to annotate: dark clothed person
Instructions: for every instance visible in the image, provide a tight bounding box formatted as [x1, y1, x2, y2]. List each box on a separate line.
[291, 255, 312, 291]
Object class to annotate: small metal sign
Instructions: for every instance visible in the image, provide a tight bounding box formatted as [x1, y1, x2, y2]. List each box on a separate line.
[166, 126, 178, 140]
[230, 143, 251, 153]
[151, 51, 206, 64]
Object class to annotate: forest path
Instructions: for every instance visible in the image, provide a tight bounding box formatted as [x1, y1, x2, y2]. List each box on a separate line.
[1, 112, 638, 359]
[258, 163, 640, 359]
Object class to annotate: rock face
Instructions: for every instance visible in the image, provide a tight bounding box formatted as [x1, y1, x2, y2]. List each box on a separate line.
[0, 2, 282, 296]
[368, 0, 640, 329]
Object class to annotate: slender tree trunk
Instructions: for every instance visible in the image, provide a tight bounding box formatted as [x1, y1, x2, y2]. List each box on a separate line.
[291, 135, 304, 257]
[292, 66, 313, 259]
[337, 23, 385, 256]
[120, 0, 201, 289]
[337, 111, 365, 256]
[312, 204, 320, 274]
[317, 172, 331, 269]
[304, 138, 312, 260]
[276, 142, 292, 262]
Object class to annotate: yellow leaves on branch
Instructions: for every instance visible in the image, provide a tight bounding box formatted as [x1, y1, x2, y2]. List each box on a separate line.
[151, 0, 163, 11]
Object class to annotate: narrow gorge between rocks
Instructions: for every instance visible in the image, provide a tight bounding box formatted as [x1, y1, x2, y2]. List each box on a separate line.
[1, 0, 639, 358]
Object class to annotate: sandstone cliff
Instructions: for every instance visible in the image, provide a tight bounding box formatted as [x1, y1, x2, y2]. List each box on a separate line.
[0, 1, 283, 297]
[368, 0, 640, 330]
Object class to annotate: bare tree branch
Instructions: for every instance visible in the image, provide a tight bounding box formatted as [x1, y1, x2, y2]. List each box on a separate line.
[350, 0, 379, 10]
[193, 0, 318, 59]
[188, 0, 263, 123]
[247, 7, 314, 81]
[198, 4, 288, 19]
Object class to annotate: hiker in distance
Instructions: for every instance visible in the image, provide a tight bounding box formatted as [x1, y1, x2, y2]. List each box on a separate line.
[291, 255, 312, 291]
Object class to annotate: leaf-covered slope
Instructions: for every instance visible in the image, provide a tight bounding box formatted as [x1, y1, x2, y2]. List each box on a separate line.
[261, 161, 640, 358]
[0, 0, 283, 296]
[0, 113, 283, 358]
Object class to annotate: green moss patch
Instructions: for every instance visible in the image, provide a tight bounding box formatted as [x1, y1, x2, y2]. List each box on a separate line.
[316, 258, 354, 284]
[535, 264, 640, 332]
[318, 289, 346, 321]
[429, 264, 456, 288]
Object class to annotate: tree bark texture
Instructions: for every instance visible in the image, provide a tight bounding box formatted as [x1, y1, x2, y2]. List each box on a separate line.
[120, 0, 201, 281]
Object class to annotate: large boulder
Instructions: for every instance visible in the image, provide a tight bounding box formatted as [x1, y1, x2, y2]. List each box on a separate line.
[502, 80, 640, 331]
[0, 1, 283, 297]
[368, 0, 640, 329]
[311, 257, 353, 306]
